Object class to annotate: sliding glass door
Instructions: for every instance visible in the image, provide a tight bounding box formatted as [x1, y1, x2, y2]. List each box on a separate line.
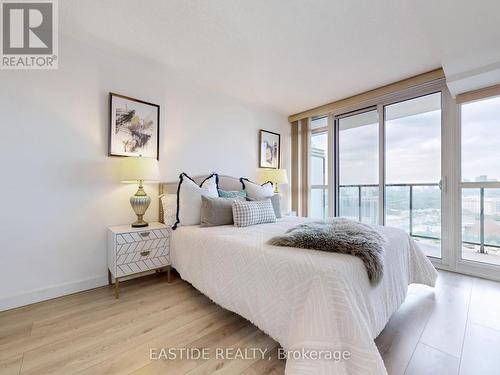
[384, 93, 442, 258]
[332, 92, 444, 259]
[338, 109, 379, 224]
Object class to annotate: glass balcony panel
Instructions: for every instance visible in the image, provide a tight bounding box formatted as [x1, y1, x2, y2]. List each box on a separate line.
[412, 185, 441, 239]
[339, 186, 360, 221]
[385, 185, 410, 233]
[462, 188, 481, 246]
[462, 188, 500, 265]
[484, 188, 500, 249]
[361, 186, 379, 225]
[311, 188, 328, 219]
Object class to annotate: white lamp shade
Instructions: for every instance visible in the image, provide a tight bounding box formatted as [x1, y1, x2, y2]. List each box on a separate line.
[120, 156, 160, 183]
[260, 168, 288, 185]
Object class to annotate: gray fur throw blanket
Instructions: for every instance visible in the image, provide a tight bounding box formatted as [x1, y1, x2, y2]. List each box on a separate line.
[268, 218, 387, 285]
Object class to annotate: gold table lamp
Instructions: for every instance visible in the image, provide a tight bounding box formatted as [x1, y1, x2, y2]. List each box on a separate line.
[120, 156, 160, 227]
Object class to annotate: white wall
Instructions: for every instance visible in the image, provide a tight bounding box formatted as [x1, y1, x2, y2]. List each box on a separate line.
[0, 34, 290, 311]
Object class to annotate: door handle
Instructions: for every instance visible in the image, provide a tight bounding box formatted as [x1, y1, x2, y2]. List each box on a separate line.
[439, 177, 447, 192]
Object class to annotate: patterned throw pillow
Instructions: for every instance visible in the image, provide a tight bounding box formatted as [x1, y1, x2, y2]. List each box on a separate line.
[218, 189, 247, 199]
[247, 194, 282, 218]
[232, 199, 277, 227]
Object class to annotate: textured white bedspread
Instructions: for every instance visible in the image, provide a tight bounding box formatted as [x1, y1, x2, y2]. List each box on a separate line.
[171, 217, 437, 374]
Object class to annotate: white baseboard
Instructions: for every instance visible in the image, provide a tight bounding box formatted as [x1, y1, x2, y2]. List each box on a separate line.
[0, 275, 108, 312]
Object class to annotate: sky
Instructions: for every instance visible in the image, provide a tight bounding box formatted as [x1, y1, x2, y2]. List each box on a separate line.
[310, 95, 500, 185]
[462, 96, 500, 182]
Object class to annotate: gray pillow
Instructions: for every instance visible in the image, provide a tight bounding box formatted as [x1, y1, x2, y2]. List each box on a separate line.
[200, 196, 241, 227]
[247, 194, 281, 218]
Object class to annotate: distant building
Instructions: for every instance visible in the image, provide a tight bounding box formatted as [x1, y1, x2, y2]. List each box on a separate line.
[474, 175, 498, 182]
[463, 196, 500, 216]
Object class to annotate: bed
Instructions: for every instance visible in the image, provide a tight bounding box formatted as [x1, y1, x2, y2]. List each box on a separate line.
[159, 176, 438, 375]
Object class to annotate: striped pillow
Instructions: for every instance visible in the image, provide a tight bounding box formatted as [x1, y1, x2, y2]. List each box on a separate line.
[232, 199, 276, 227]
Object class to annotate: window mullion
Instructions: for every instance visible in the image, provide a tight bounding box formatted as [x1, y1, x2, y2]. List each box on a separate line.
[378, 103, 385, 226]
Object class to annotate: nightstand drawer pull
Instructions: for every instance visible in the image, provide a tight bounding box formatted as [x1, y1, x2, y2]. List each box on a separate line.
[140, 232, 151, 237]
[140, 250, 151, 256]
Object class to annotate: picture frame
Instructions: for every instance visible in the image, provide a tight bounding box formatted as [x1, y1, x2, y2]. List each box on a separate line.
[108, 92, 160, 159]
[259, 129, 280, 169]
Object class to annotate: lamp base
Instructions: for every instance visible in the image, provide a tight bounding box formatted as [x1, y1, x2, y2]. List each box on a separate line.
[130, 182, 151, 228]
[132, 222, 149, 227]
[131, 215, 149, 228]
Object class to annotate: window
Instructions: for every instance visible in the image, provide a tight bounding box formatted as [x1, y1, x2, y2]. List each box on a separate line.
[298, 75, 500, 281]
[461, 96, 500, 265]
[302, 81, 454, 260]
[310, 117, 328, 218]
[462, 96, 500, 182]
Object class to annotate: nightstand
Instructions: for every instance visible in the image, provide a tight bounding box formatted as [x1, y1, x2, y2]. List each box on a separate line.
[107, 222, 171, 299]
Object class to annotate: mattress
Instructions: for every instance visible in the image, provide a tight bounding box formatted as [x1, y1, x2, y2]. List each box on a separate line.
[170, 217, 437, 374]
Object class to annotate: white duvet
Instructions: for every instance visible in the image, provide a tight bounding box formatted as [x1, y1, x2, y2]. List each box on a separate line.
[171, 217, 437, 374]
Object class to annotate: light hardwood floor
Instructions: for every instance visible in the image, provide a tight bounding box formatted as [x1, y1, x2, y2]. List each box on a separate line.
[1, 270, 500, 375]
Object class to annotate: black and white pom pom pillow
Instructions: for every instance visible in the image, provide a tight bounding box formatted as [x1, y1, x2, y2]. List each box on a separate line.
[240, 178, 274, 200]
[173, 173, 219, 229]
[232, 199, 277, 227]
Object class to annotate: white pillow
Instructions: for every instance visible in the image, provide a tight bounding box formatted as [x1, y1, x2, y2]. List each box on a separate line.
[173, 173, 219, 228]
[160, 194, 177, 227]
[240, 178, 274, 200]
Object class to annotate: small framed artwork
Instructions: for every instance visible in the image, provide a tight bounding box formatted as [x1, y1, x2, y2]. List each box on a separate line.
[259, 129, 280, 169]
[109, 93, 160, 159]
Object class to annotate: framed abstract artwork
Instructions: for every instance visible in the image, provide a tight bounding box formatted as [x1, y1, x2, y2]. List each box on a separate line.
[259, 129, 280, 169]
[109, 93, 160, 159]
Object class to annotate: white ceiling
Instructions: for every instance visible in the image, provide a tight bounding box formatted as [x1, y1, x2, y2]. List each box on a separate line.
[62, 0, 500, 115]
[409, 0, 500, 98]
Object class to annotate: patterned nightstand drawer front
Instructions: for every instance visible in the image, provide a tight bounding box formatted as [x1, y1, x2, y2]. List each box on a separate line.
[116, 237, 168, 257]
[116, 247, 170, 277]
[108, 223, 171, 281]
[116, 229, 168, 246]
[116, 241, 169, 263]
[114, 228, 170, 277]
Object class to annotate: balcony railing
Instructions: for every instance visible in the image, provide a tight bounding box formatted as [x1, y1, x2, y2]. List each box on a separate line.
[339, 183, 500, 253]
[462, 187, 500, 253]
